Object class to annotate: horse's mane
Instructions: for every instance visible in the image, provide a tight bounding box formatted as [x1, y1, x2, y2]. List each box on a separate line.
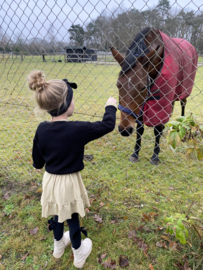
[119, 27, 153, 76]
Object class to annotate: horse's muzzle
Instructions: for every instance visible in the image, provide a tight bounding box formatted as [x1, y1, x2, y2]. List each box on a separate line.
[118, 126, 134, 136]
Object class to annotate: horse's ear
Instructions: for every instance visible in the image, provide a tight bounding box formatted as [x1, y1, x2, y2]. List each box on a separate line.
[140, 45, 162, 71]
[110, 47, 125, 65]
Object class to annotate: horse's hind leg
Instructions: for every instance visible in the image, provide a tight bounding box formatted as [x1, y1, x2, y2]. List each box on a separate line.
[150, 124, 165, 165]
[172, 100, 175, 113]
[129, 121, 144, 163]
[180, 98, 187, 116]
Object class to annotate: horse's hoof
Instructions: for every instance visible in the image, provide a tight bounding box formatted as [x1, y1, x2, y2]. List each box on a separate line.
[129, 156, 139, 163]
[150, 159, 159, 165]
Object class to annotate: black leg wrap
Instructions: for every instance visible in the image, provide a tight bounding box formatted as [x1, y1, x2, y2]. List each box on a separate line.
[131, 152, 139, 159]
[131, 122, 144, 162]
[150, 125, 164, 165]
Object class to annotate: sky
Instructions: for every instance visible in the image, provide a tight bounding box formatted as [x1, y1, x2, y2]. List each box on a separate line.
[0, 0, 202, 43]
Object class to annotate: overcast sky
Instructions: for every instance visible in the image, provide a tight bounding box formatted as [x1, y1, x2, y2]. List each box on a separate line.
[0, 0, 202, 43]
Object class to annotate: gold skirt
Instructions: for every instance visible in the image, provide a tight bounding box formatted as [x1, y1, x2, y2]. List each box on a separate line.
[41, 171, 90, 223]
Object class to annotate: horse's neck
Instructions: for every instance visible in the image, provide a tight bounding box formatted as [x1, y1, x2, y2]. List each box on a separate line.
[145, 30, 164, 80]
[149, 59, 163, 80]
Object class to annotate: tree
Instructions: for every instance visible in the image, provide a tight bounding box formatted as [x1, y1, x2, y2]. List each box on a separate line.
[12, 32, 25, 54]
[47, 23, 57, 53]
[0, 26, 10, 52]
[68, 24, 85, 46]
[156, 0, 171, 26]
[85, 21, 102, 48]
[85, 16, 110, 50]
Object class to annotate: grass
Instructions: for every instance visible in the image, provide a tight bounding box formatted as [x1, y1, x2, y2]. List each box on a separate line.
[0, 58, 203, 269]
[198, 56, 203, 63]
[1, 54, 203, 64]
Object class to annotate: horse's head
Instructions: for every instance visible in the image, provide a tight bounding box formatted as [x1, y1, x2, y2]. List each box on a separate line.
[110, 45, 162, 136]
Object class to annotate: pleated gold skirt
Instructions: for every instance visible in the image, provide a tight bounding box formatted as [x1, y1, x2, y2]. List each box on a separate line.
[41, 171, 90, 223]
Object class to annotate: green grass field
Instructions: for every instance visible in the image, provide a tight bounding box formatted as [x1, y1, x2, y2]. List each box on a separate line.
[0, 57, 203, 269]
[2, 54, 203, 64]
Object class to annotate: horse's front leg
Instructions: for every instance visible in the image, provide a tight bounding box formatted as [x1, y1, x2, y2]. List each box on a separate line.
[150, 125, 165, 165]
[129, 120, 145, 163]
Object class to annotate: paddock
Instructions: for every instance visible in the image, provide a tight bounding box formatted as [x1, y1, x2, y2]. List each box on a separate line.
[1, 0, 203, 265]
[1, 57, 202, 205]
[0, 49, 203, 268]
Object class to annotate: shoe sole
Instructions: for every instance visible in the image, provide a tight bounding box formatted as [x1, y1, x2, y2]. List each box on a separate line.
[53, 250, 65, 259]
[73, 244, 92, 269]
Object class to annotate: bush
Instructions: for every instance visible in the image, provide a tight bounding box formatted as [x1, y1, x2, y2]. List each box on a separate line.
[166, 113, 203, 160]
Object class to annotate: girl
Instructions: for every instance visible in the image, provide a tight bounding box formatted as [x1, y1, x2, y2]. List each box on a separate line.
[28, 70, 117, 269]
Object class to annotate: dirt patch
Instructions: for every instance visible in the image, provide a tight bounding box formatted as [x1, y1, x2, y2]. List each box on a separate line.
[84, 154, 94, 161]
[1, 179, 41, 199]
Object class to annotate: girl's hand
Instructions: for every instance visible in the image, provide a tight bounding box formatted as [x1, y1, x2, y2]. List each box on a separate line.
[106, 97, 117, 105]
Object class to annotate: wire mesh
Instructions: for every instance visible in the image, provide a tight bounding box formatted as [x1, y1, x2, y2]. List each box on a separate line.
[0, 0, 203, 220]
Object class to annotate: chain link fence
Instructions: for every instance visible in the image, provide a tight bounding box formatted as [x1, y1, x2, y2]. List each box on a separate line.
[0, 0, 203, 220]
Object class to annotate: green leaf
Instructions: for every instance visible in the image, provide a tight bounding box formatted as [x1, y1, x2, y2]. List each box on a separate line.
[183, 113, 196, 127]
[166, 226, 172, 234]
[179, 126, 187, 140]
[182, 123, 191, 130]
[167, 130, 181, 149]
[179, 231, 187, 244]
[165, 216, 173, 223]
[196, 147, 203, 161]
[169, 228, 174, 235]
[176, 230, 186, 244]
[189, 114, 196, 127]
[184, 228, 189, 239]
[177, 219, 185, 230]
[166, 121, 180, 129]
[176, 116, 185, 122]
[186, 148, 197, 160]
[175, 229, 181, 240]
[180, 214, 187, 220]
[175, 225, 181, 233]
[199, 125, 203, 131]
[166, 123, 174, 128]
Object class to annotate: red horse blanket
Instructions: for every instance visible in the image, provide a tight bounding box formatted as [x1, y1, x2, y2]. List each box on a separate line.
[143, 31, 198, 127]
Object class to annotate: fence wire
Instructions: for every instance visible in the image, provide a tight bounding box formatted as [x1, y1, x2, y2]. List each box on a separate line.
[0, 0, 203, 221]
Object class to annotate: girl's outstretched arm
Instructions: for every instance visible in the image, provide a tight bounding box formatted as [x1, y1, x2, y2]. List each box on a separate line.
[81, 97, 117, 144]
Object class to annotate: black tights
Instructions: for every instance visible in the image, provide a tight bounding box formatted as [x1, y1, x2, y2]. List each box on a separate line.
[53, 213, 81, 249]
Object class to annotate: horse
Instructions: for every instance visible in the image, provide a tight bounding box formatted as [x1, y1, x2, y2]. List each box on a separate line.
[110, 27, 198, 165]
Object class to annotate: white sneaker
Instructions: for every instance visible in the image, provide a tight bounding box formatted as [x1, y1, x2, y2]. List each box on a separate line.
[53, 231, 71, 258]
[72, 238, 92, 268]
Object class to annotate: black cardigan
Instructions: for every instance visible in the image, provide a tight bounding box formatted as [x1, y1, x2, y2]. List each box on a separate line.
[32, 105, 117, 174]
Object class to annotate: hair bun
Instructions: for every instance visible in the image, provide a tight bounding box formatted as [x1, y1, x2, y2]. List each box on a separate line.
[28, 70, 46, 92]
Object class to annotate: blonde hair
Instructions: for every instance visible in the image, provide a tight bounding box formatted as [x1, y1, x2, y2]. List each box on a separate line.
[28, 70, 68, 112]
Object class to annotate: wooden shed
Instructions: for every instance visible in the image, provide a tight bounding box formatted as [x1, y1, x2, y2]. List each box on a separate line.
[64, 46, 97, 62]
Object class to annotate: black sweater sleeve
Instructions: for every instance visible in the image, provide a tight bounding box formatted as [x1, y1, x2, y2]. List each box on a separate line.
[32, 131, 45, 169]
[83, 105, 117, 144]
